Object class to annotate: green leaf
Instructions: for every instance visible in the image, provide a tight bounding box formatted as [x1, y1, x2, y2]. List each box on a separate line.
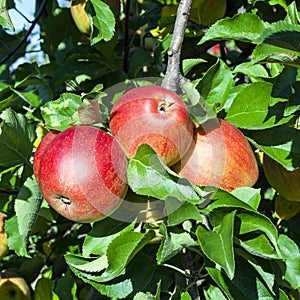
[236, 249, 275, 296]
[252, 44, 300, 66]
[235, 212, 280, 257]
[127, 144, 201, 204]
[166, 200, 202, 226]
[34, 277, 59, 300]
[90, 0, 116, 44]
[83, 218, 135, 257]
[284, 257, 300, 289]
[182, 58, 206, 76]
[197, 210, 236, 279]
[278, 234, 300, 259]
[204, 284, 227, 300]
[230, 187, 261, 210]
[199, 13, 265, 45]
[0, 0, 14, 31]
[0, 108, 35, 168]
[5, 176, 42, 257]
[249, 126, 300, 171]
[157, 225, 198, 264]
[225, 82, 294, 129]
[197, 59, 234, 111]
[65, 254, 108, 273]
[262, 21, 300, 52]
[233, 62, 269, 80]
[40, 93, 82, 131]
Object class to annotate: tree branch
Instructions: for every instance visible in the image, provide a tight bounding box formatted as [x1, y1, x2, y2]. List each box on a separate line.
[0, 0, 48, 66]
[161, 0, 192, 93]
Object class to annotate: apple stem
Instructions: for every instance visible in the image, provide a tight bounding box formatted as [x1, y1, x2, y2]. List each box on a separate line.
[161, 0, 192, 93]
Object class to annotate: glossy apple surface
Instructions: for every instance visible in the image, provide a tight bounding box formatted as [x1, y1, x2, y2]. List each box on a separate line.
[263, 154, 300, 202]
[33, 130, 59, 183]
[109, 85, 194, 166]
[36, 126, 128, 223]
[173, 118, 259, 192]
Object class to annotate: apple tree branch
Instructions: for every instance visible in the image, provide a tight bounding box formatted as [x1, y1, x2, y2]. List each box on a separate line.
[161, 0, 192, 93]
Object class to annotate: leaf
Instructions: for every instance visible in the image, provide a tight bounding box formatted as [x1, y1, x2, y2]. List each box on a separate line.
[284, 257, 300, 289]
[225, 82, 294, 129]
[236, 249, 275, 296]
[233, 62, 269, 80]
[262, 21, 300, 52]
[166, 199, 202, 226]
[34, 277, 59, 300]
[199, 13, 265, 45]
[252, 44, 300, 66]
[0, 0, 14, 31]
[0, 108, 35, 168]
[230, 187, 261, 210]
[127, 145, 201, 204]
[83, 219, 135, 257]
[5, 176, 42, 257]
[182, 58, 206, 76]
[249, 126, 300, 171]
[157, 225, 198, 264]
[65, 254, 108, 273]
[278, 234, 300, 259]
[197, 59, 234, 112]
[90, 0, 116, 44]
[40, 93, 82, 131]
[197, 210, 236, 279]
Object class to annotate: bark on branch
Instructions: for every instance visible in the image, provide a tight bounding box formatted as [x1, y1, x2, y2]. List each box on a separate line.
[161, 0, 192, 93]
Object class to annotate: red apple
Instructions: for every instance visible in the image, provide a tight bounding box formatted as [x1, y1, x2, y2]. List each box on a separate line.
[36, 125, 128, 223]
[33, 130, 59, 182]
[263, 154, 300, 202]
[173, 118, 259, 192]
[109, 85, 194, 166]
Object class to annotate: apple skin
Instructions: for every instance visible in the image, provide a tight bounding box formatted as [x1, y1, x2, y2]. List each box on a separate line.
[0, 273, 31, 300]
[109, 85, 194, 166]
[33, 130, 59, 183]
[70, 0, 91, 36]
[36, 125, 128, 223]
[172, 118, 259, 192]
[0, 212, 8, 260]
[263, 154, 300, 202]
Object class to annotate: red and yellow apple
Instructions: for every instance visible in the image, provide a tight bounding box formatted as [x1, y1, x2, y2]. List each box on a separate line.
[263, 154, 300, 202]
[109, 85, 194, 166]
[34, 125, 128, 223]
[173, 118, 259, 192]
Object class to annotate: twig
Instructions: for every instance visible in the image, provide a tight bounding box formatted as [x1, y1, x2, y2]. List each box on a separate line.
[0, 0, 48, 66]
[161, 0, 192, 93]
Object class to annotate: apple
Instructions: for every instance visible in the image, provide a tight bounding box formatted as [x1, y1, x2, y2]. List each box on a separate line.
[70, 0, 91, 36]
[172, 118, 259, 192]
[33, 130, 59, 183]
[109, 85, 194, 166]
[0, 212, 8, 260]
[263, 154, 300, 202]
[36, 125, 128, 223]
[0, 273, 31, 300]
[274, 194, 300, 221]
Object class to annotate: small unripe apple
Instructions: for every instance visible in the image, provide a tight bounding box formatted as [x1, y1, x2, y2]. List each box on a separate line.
[263, 154, 300, 202]
[0, 273, 31, 300]
[109, 85, 194, 166]
[173, 118, 259, 192]
[36, 125, 128, 223]
[0, 213, 8, 260]
[274, 194, 300, 221]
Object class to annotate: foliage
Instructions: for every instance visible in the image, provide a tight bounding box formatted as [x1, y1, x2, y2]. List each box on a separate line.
[0, 0, 300, 299]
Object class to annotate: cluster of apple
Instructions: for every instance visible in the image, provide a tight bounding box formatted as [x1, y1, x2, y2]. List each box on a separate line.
[33, 85, 259, 223]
